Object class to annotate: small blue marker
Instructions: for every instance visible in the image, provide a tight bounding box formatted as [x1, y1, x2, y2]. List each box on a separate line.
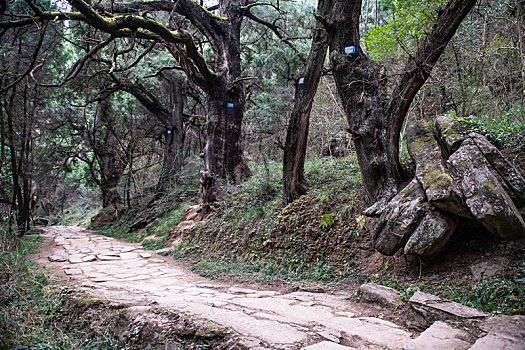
[227, 103, 234, 108]
[344, 46, 356, 54]
[167, 130, 172, 135]
[298, 77, 305, 85]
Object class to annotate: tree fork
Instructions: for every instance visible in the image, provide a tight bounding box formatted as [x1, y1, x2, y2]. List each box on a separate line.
[325, 0, 477, 203]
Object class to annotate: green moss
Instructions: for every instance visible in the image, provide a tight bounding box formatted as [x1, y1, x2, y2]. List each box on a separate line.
[422, 170, 452, 192]
[482, 179, 500, 195]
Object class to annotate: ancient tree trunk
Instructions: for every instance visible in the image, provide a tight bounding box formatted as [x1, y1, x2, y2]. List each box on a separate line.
[3, 86, 32, 235]
[156, 73, 185, 195]
[283, 1, 330, 204]
[200, 0, 251, 204]
[91, 99, 129, 208]
[114, 75, 185, 199]
[326, 0, 397, 202]
[324, 0, 477, 203]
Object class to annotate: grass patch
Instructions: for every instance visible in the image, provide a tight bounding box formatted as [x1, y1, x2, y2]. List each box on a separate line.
[147, 203, 189, 238]
[141, 238, 168, 251]
[191, 257, 362, 285]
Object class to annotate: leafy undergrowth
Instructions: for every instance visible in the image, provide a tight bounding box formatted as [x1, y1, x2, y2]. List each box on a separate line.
[366, 258, 525, 315]
[445, 109, 525, 152]
[173, 155, 372, 286]
[0, 227, 117, 349]
[89, 190, 195, 247]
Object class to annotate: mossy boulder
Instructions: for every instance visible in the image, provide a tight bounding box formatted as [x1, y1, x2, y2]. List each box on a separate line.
[373, 179, 428, 255]
[406, 120, 470, 218]
[403, 208, 458, 256]
[435, 116, 471, 153]
[371, 117, 525, 258]
[448, 137, 525, 240]
[469, 133, 525, 210]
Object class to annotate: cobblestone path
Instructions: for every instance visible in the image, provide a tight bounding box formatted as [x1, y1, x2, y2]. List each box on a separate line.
[32, 226, 417, 349]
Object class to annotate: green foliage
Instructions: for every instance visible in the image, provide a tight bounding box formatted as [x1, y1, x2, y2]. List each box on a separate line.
[319, 213, 335, 229]
[191, 257, 349, 284]
[450, 110, 525, 152]
[365, 0, 447, 60]
[141, 238, 167, 251]
[147, 204, 189, 238]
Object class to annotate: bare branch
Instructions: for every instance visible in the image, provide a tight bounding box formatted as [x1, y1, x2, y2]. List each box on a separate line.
[115, 41, 156, 72]
[244, 9, 297, 53]
[0, 22, 47, 95]
[31, 35, 114, 88]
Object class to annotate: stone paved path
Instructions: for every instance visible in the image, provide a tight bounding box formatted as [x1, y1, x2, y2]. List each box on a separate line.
[32, 226, 417, 349]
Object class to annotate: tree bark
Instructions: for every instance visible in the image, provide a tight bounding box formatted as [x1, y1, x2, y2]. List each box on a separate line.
[199, 0, 251, 204]
[326, 0, 397, 202]
[157, 73, 184, 194]
[91, 99, 130, 208]
[283, 1, 330, 204]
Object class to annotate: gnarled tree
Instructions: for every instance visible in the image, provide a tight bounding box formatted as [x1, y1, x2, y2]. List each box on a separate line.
[1, 0, 273, 203]
[323, 0, 477, 203]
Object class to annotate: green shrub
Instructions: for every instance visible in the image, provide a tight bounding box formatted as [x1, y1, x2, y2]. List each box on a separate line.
[451, 109, 525, 152]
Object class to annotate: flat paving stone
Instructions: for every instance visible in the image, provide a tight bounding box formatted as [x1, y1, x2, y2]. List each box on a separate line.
[97, 255, 120, 261]
[303, 341, 357, 350]
[64, 268, 83, 275]
[119, 252, 139, 259]
[68, 255, 85, 263]
[403, 321, 472, 350]
[48, 255, 67, 262]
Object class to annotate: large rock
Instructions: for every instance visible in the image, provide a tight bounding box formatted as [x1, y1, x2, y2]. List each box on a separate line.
[403, 321, 473, 350]
[406, 121, 469, 218]
[407, 291, 487, 330]
[373, 179, 428, 255]
[448, 137, 525, 240]
[403, 208, 458, 256]
[435, 116, 471, 154]
[470, 133, 525, 210]
[359, 283, 404, 309]
[470, 315, 525, 350]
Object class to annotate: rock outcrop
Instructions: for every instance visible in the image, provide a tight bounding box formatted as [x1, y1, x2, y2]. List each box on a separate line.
[369, 116, 525, 256]
[407, 291, 487, 330]
[359, 283, 405, 309]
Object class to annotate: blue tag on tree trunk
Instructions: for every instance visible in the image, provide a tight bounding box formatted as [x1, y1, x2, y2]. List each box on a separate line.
[344, 46, 356, 54]
[167, 130, 172, 135]
[227, 103, 234, 108]
[298, 77, 305, 85]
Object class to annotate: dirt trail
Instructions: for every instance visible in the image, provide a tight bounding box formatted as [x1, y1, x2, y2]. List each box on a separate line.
[31, 226, 416, 349]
